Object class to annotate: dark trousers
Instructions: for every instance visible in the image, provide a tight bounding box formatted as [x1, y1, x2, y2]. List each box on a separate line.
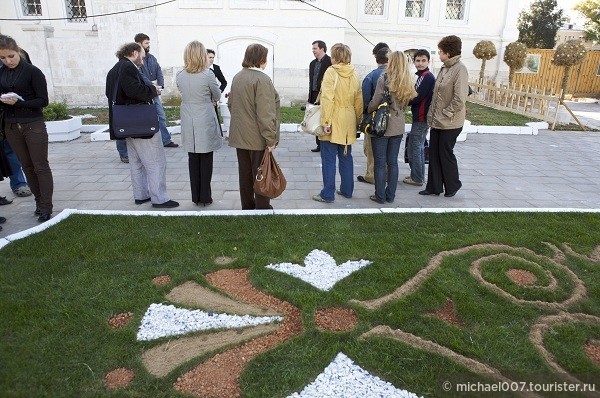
[236, 148, 271, 210]
[188, 152, 214, 204]
[425, 127, 462, 195]
[5, 121, 54, 213]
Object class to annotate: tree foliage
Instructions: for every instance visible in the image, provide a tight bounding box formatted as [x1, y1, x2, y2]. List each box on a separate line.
[518, 0, 565, 48]
[574, 0, 600, 42]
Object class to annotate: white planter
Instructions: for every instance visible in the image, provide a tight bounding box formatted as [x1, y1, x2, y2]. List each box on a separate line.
[46, 116, 82, 142]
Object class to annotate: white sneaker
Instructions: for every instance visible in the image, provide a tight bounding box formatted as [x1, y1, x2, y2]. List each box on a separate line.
[13, 186, 33, 197]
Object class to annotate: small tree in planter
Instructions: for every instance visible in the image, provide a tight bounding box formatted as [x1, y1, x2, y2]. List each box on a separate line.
[43, 102, 82, 142]
[552, 39, 588, 102]
[503, 41, 527, 85]
[43, 102, 70, 121]
[473, 40, 497, 81]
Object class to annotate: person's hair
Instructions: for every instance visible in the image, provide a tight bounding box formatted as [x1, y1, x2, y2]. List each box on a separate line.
[116, 42, 142, 59]
[330, 43, 352, 64]
[372, 42, 389, 55]
[134, 33, 150, 43]
[241, 43, 268, 68]
[438, 35, 462, 58]
[413, 49, 430, 61]
[375, 47, 389, 64]
[312, 40, 327, 53]
[386, 51, 417, 105]
[0, 35, 20, 52]
[206, 49, 215, 55]
[183, 40, 208, 73]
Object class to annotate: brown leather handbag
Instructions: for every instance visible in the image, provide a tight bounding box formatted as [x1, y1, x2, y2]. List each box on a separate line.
[254, 149, 286, 199]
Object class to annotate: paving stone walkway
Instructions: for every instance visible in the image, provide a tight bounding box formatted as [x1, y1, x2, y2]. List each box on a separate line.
[1, 129, 600, 239]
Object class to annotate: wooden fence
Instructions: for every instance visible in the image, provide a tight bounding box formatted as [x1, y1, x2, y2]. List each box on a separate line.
[468, 80, 561, 123]
[512, 49, 600, 97]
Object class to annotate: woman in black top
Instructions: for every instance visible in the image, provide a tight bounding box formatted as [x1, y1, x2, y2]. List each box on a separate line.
[0, 35, 53, 222]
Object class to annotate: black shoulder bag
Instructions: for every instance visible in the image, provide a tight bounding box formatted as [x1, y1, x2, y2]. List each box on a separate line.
[110, 66, 159, 139]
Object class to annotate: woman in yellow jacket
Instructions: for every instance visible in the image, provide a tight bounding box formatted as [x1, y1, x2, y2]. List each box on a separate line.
[312, 43, 362, 203]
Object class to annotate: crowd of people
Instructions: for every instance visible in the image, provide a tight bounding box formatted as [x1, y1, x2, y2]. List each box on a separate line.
[0, 32, 469, 229]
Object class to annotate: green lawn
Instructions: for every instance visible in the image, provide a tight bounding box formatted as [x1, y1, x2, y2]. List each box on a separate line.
[0, 212, 598, 397]
[68, 102, 546, 128]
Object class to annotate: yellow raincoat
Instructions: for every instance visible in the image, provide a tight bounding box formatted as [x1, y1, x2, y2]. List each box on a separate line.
[319, 63, 362, 147]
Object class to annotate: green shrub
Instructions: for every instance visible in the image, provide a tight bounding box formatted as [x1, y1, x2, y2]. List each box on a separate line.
[43, 102, 70, 121]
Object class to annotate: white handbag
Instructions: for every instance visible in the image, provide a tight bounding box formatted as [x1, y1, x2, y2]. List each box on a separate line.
[300, 105, 324, 136]
[299, 72, 339, 137]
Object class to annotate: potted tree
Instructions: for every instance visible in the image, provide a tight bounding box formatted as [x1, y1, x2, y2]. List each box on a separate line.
[43, 102, 82, 142]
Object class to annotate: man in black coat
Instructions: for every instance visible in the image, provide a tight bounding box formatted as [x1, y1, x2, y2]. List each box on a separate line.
[307, 40, 331, 152]
[106, 42, 179, 208]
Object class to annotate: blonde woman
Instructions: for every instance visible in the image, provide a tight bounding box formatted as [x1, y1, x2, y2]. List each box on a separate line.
[312, 43, 362, 203]
[176, 40, 222, 206]
[366, 51, 417, 204]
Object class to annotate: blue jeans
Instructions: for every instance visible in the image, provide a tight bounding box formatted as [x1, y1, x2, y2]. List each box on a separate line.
[319, 140, 354, 201]
[371, 134, 402, 202]
[154, 95, 172, 146]
[116, 139, 128, 158]
[2, 140, 28, 191]
[408, 121, 428, 183]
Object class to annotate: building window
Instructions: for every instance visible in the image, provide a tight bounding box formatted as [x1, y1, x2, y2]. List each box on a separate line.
[66, 0, 87, 22]
[21, 0, 42, 16]
[365, 0, 384, 16]
[445, 0, 465, 20]
[405, 0, 425, 18]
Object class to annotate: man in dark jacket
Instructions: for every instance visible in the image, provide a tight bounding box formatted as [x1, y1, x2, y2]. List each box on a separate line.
[404, 49, 435, 186]
[106, 42, 179, 208]
[307, 40, 331, 152]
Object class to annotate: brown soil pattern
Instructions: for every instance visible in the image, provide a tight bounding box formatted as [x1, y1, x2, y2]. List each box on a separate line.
[173, 268, 303, 397]
[314, 307, 358, 332]
[108, 312, 133, 329]
[507, 269, 538, 286]
[104, 367, 135, 389]
[427, 297, 465, 327]
[152, 275, 172, 286]
[584, 341, 600, 367]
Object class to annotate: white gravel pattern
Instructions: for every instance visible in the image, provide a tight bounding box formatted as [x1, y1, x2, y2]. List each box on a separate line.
[266, 249, 372, 291]
[136, 303, 283, 341]
[288, 352, 422, 398]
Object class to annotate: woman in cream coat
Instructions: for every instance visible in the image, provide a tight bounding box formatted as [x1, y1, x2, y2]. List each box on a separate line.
[312, 43, 362, 203]
[177, 40, 222, 206]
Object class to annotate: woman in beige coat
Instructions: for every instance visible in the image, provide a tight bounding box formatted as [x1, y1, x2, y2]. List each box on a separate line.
[420, 35, 468, 197]
[367, 51, 416, 204]
[312, 43, 362, 203]
[177, 40, 222, 206]
[228, 43, 280, 210]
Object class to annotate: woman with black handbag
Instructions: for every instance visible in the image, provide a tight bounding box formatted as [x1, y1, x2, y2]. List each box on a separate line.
[366, 51, 416, 204]
[0, 35, 54, 222]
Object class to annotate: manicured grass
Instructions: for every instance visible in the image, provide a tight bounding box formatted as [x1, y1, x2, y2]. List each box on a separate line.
[0, 212, 599, 397]
[69, 101, 549, 128]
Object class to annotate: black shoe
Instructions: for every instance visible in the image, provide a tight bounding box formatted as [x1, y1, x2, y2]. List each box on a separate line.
[0, 216, 6, 224]
[120, 156, 129, 163]
[419, 190, 440, 196]
[0, 196, 13, 206]
[311, 147, 320, 152]
[369, 195, 384, 204]
[38, 213, 52, 222]
[152, 200, 180, 208]
[444, 191, 457, 197]
[34, 208, 41, 216]
[164, 142, 179, 148]
[196, 200, 213, 206]
[134, 198, 151, 205]
[357, 175, 374, 184]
